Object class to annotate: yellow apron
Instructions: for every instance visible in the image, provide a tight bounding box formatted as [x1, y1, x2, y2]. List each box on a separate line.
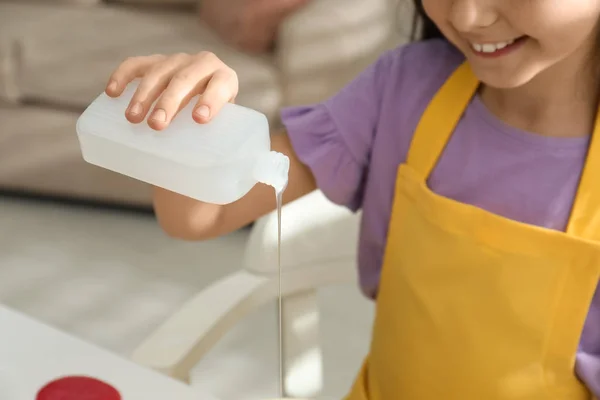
[345, 61, 600, 400]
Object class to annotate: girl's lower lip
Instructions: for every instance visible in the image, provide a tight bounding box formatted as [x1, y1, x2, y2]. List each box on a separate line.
[471, 37, 527, 58]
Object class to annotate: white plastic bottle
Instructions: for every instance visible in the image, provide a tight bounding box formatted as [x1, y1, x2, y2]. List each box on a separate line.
[76, 81, 290, 204]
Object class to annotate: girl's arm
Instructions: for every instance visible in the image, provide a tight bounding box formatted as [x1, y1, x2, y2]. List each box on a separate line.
[152, 130, 316, 240]
[105, 52, 316, 241]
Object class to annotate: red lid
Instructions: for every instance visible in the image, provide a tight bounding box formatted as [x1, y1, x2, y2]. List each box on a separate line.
[36, 376, 121, 400]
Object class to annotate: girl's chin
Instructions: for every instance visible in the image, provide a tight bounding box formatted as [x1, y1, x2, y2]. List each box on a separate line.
[470, 64, 541, 90]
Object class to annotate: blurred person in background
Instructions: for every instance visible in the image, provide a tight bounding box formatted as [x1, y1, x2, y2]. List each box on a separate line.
[200, 0, 312, 54]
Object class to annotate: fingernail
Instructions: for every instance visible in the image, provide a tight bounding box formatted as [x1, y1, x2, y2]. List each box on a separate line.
[151, 109, 167, 122]
[129, 102, 143, 115]
[107, 80, 118, 92]
[194, 105, 210, 119]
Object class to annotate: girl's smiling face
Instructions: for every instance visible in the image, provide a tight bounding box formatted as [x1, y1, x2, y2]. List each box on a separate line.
[422, 0, 600, 88]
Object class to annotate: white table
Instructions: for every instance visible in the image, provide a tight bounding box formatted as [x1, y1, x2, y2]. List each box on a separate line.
[0, 305, 220, 400]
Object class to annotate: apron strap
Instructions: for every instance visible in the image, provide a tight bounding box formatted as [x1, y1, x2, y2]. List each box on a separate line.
[406, 61, 479, 179]
[566, 111, 600, 240]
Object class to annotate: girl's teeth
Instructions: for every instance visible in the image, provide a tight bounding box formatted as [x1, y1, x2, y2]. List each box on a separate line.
[471, 39, 516, 53]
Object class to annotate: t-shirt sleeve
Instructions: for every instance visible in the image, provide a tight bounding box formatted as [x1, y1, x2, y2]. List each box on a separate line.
[280, 52, 393, 211]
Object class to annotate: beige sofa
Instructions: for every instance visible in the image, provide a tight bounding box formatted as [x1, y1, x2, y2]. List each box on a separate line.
[0, 0, 404, 209]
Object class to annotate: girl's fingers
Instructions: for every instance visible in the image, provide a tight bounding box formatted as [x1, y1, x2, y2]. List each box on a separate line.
[126, 54, 192, 123]
[105, 54, 165, 97]
[147, 52, 222, 130]
[106, 51, 239, 130]
[193, 67, 239, 124]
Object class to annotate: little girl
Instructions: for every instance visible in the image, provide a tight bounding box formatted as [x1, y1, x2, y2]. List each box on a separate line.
[105, 0, 600, 398]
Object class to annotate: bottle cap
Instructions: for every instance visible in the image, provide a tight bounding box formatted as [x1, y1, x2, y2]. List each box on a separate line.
[36, 376, 121, 400]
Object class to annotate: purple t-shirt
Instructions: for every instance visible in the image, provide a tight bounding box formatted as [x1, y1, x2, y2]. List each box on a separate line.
[281, 39, 600, 394]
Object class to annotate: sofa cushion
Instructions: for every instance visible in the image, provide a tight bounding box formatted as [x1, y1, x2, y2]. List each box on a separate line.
[0, 38, 21, 104]
[0, 106, 153, 206]
[276, 0, 399, 107]
[1, 0, 102, 4]
[0, 2, 281, 123]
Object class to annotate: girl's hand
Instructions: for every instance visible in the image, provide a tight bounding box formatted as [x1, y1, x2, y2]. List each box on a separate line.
[104, 52, 239, 131]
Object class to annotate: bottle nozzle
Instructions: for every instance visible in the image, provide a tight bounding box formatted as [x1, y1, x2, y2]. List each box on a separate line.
[253, 151, 290, 194]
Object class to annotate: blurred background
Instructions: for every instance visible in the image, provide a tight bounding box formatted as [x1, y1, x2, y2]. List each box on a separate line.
[0, 0, 410, 398]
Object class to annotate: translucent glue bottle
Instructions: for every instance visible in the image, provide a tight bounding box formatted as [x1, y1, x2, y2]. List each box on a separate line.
[76, 80, 290, 204]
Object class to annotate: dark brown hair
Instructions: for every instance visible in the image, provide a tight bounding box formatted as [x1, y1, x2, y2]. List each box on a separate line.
[411, 0, 444, 40]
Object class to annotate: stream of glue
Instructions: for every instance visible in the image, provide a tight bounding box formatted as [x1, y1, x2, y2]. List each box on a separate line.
[258, 150, 289, 399]
[276, 188, 284, 399]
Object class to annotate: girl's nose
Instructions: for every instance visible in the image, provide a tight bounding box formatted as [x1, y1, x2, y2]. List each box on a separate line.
[449, 0, 497, 33]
